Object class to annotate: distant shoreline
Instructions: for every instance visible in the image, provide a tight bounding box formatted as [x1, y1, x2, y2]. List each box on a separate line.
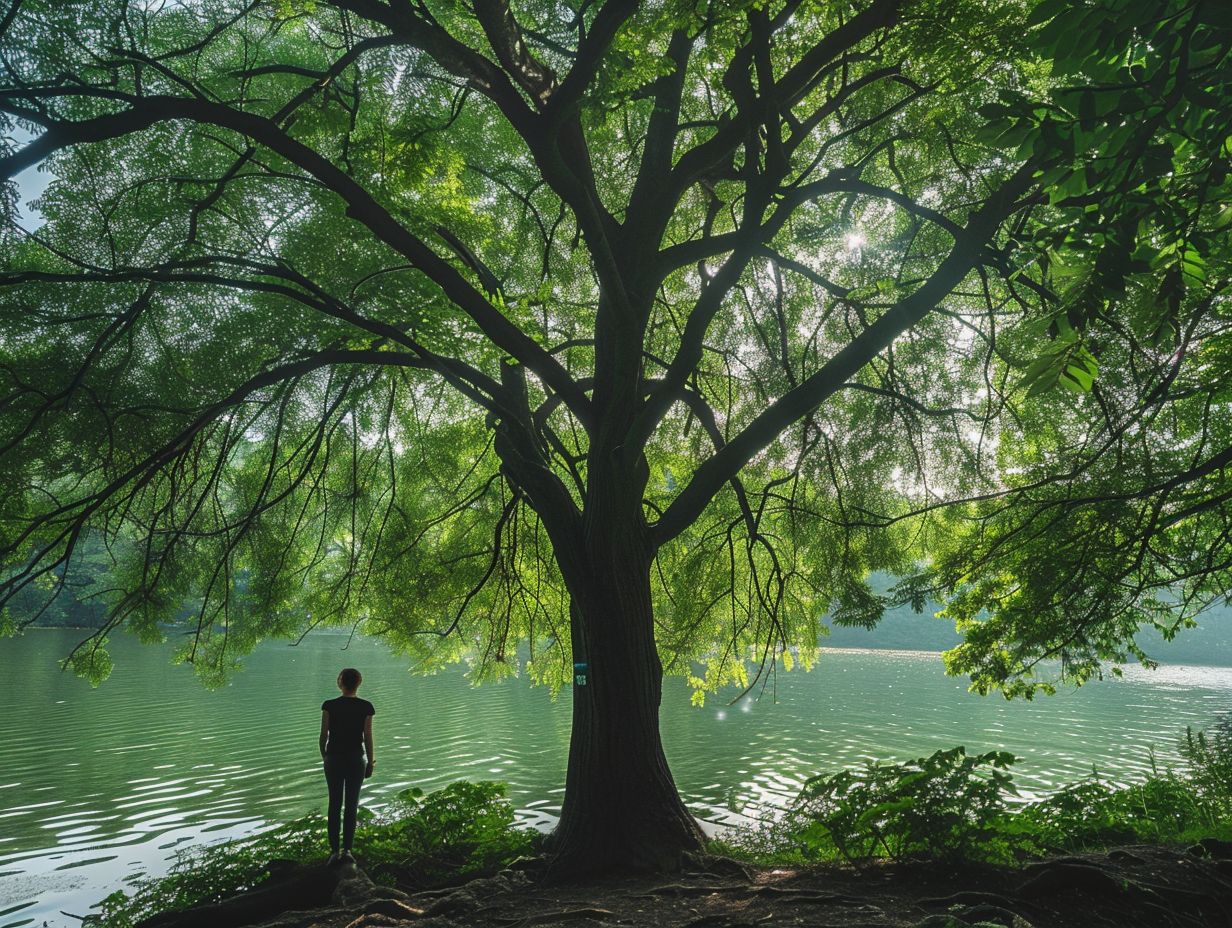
[15, 624, 1232, 672]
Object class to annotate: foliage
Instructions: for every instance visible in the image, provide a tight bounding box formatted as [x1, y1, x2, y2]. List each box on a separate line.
[3, 532, 110, 629]
[0, 0, 1226, 706]
[88, 815, 325, 928]
[1012, 768, 1217, 852]
[719, 721, 1232, 866]
[746, 747, 1020, 865]
[924, 0, 1232, 698]
[1179, 716, 1232, 808]
[3, 0, 1232, 862]
[88, 780, 538, 928]
[355, 780, 541, 888]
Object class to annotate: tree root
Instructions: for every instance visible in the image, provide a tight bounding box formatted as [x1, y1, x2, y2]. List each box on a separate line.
[679, 917, 761, 928]
[635, 883, 748, 896]
[748, 885, 865, 904]
[492, 906, 614, 928]
[918, 890, 1026, 911]
[1017, 861, 1129, 900]
[637, 881, 859, 904]
[685, 854, 757, 882]
[134, 861, 345, 928]
[342, 915, 404, 928]
[353, 899, 426, 921]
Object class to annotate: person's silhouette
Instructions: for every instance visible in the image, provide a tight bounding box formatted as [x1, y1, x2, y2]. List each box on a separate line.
[319, 667, 375, 864]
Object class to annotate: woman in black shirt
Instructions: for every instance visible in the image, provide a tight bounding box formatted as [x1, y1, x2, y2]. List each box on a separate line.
[319, 667, 375, 863]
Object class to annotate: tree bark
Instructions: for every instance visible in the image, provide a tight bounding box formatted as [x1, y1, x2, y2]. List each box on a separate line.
[547, 463, 705, 875]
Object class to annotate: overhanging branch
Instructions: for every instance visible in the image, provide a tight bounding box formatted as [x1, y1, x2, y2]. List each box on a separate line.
[653, 162, 1038, 544]
[0, 90, 594, 428]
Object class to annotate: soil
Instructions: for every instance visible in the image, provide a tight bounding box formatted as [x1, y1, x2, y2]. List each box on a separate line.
[133, 840, 1232, 928]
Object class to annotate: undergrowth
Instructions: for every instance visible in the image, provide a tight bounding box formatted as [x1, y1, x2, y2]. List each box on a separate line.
[87, 780, 540, 928]
[88, 719, 1232, 926]
[716, 718, 1232, 866]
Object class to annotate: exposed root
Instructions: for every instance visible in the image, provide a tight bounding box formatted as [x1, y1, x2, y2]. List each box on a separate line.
[126, 840, 1232, 928]
[492, 907, 614, 928]
[1017, 860, 1130, 899]
[342, 915, 405, 928]
[634, 883, 749, 896]
[679, 917, 761, 928]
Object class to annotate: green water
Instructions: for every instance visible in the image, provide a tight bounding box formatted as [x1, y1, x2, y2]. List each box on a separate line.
[1, 628, 1230, 927]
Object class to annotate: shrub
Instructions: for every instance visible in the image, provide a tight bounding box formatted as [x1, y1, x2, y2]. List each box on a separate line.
[88, 816, 326, 928]
[354, 780, 541, 888]
[794, 746, 1018, 864]
[720, 719, 1232, 868]
[1180, 716, 1232, 808]
[748, 747, 1021, 865]
[1014, 770, 1214, 851]
[88, 780, 539, 928]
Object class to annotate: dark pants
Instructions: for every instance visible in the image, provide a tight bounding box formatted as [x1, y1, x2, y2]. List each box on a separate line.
[323, 753, 365, 852]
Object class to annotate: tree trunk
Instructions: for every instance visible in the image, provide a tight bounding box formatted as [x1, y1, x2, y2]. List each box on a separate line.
[547, 474, 705, 875]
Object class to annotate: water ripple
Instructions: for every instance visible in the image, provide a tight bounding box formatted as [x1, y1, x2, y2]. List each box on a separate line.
[0, 630, 1228, 925]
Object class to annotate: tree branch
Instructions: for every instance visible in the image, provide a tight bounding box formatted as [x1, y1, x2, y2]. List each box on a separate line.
[653, 161, 1037, 543]
[0, 90, 594, 427]
[473, 0, 558, 107]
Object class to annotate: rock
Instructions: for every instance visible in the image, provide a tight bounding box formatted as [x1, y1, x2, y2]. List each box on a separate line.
[497, 868, 533, 889]
[1199, 838, 1232, 860]
[264, 859, 302, 879]
[1017, 861, 1129, 900]
[134, 861, 344, 928]
[332, 864, 380, 908]
[953, 903, 1024, 926]
[424, 888, 480, 917]
[913, 917, 965, 928]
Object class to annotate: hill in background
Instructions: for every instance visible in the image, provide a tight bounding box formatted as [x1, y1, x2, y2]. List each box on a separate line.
[823, 593, 1232, 669]
[14, 556, 1229, 668]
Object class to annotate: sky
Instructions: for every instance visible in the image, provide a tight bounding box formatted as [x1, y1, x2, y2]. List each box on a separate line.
[9, 127, 48, 227]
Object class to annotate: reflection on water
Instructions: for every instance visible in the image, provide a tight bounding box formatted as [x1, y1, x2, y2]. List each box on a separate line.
[1, 630, 1229, 926]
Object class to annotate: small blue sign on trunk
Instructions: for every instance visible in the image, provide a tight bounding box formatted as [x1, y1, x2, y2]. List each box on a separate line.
[573, 662, 589, 687]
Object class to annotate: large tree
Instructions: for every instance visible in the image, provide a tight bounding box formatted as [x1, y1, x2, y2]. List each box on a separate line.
[1, 0, 1229, 872]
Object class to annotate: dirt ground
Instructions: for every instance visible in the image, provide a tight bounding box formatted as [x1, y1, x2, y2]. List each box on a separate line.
[135, 840, 1232, 928]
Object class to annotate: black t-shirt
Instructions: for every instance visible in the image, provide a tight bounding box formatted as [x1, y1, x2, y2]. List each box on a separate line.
[321, 696, 375, 756]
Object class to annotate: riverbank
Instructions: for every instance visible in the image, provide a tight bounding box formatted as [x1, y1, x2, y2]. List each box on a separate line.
[86, 712, 1232, 928]
[108, 841, 1232, 928]
[4, 631, 1231, 925]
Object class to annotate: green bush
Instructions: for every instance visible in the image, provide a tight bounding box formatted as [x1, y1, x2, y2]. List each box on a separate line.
[88, 816, 326, 928]
[88, 780, 539, 928]
[718, 747, 1022, 865]
[1014, 768, 1218, 852]
[354, 780, 541, 888]
[788, 747, 1019, 864]
[720, 719, 1232, 867]
[1180, 716, 1232, 808]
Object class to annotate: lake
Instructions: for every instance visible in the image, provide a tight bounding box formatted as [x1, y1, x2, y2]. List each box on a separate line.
[2, 628, 1230, 927]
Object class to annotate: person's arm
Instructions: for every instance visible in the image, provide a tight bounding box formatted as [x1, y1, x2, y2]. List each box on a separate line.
[319, 710, 329, 758]
[364, 714, 375, 778]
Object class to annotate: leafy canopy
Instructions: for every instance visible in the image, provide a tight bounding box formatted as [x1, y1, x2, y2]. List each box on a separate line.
[0, 0, 1229, 698]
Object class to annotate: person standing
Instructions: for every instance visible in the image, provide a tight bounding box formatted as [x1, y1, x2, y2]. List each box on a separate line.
[319, 667, 375, 864]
